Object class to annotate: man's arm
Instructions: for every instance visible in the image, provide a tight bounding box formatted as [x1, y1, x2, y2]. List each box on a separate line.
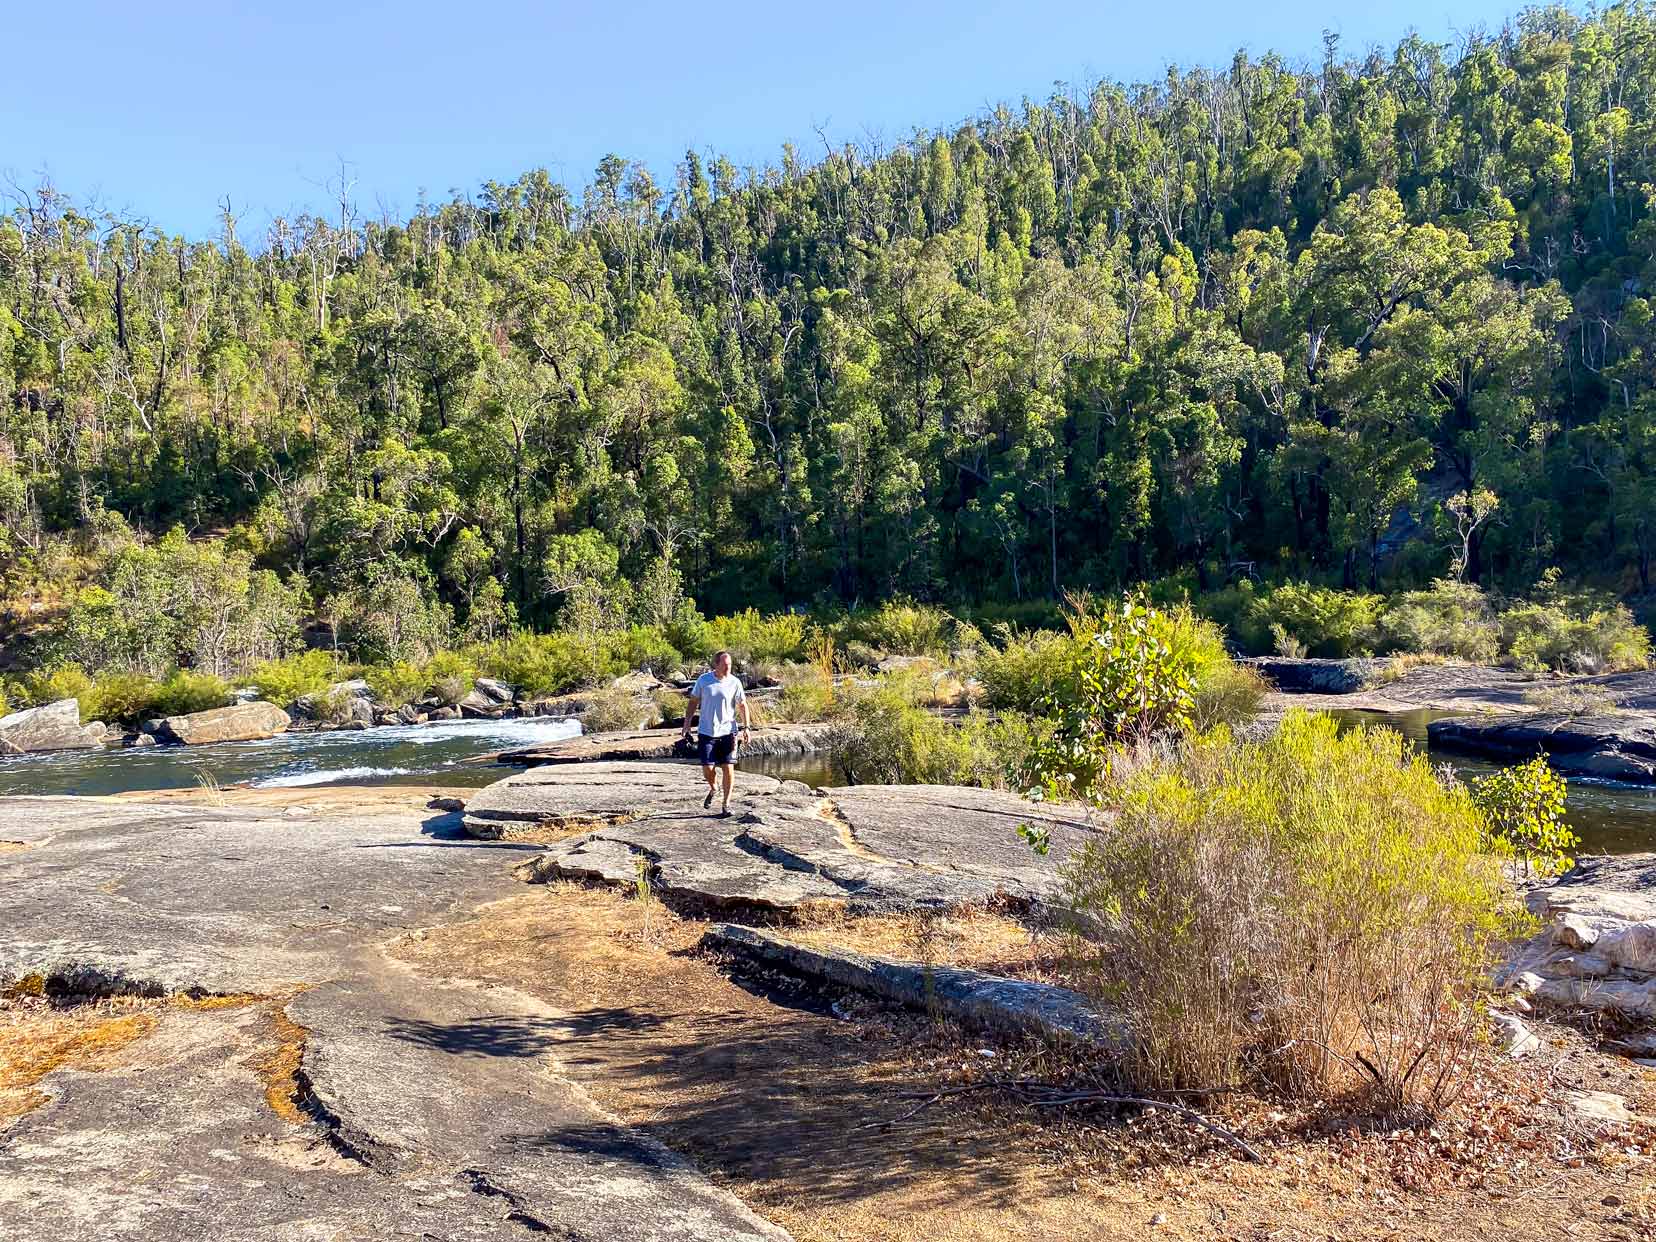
[681, 689, 700, 738]
[739, 695, 751, 733]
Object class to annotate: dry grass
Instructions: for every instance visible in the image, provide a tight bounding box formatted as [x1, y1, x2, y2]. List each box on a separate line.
[1364, 651, 1450, 688]
[788, 906, 1059, 982]
[387, 884, 1656, 1242]
[1520, 682, 1625, 716]
[0, 997, 158, 1121]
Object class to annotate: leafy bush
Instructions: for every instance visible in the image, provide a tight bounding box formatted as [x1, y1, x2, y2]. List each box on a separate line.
[80, 671, 162, 725]
[1247, 582, 1383, 658]
[366, 661, 430, 709]
[473, 632, 610, 698]
[700, 609, 809, 662]
[151, 670, 232, 718]
[250, 650, 344, 709]
[1377, 580, 1500, 663]
[1499, 597, 1651, 673]
[1189, 661, 1269, 732]
[579, 685, 654, 733]
[975, 627, 1073, 713]
[16, 663, 95, 715]
[1061, 711, 1514, 1108]
[603, 626, 682, 676]
[1018, 597, 1201, 798]
[1269, 622, 1307, 659]
[422, 650, 477, 705]
[826, 676, 1028, 787]
[843, 600, 954, 657]
[1519, 682, 1623, 716]
[1472, 756, 1576, 877]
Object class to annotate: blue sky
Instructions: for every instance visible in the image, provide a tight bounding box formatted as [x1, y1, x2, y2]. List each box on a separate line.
[5, 0, 1524, 238]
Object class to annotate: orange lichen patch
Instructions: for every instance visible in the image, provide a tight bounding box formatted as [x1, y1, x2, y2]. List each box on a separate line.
[241, 1002, 311, 1125]
[172, 992, 265, 1012]
[0, 840, 27, 853]
[3, 974, 46, 999]
[0, 999, 157, 1122]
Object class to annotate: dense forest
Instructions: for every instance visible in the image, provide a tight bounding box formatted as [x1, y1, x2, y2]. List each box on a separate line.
[7, 3, 1656, 671]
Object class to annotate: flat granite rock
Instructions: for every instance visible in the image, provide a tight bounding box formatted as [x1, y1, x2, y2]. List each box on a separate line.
[1429, 711, 1656, 783]
[496, 723, 834, 766]
[0, 793, 793, 1242]
[489, 762, 1097, 915]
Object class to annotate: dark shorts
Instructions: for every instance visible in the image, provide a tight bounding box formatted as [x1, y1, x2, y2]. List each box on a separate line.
[697, 732, 737, 766]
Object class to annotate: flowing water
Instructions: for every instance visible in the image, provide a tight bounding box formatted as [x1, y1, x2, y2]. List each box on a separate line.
[0, 716, 585, 797]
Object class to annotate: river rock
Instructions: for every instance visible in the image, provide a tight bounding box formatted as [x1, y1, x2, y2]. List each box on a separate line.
[1244, 657, 1382, 694]
[1554, 913, 1601, 950]
[474, 676, 515, 704]
[1428, 711, 1656, 783]
[0, 699, 104, 753]
[427, 705, 460, 721]
[458, 689, 510, 718]
[155, 701, 292, 745]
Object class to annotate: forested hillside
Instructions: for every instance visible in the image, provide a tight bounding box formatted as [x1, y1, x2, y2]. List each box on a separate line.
[6, 4, 1656, 666]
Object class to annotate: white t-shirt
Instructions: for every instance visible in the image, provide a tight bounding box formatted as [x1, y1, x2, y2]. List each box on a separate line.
[692, 671, 746, 738]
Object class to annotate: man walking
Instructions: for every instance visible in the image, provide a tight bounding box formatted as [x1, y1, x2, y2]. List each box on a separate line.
[682, 650, 750, 816]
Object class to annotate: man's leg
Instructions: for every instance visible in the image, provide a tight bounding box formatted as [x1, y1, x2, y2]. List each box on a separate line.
[719, 762, 734, 813]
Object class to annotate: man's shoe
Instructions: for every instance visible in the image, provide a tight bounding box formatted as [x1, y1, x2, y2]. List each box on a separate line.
[703, 789, 715, 810]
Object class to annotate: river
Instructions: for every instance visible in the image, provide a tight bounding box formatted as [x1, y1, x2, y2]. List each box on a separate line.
[0, 706, 1651, 854]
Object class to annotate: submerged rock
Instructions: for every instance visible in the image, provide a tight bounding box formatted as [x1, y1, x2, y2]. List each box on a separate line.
[1429, 711, 1656, 783]
[155, 701, 292, 746]
[0, 699, 105, 753]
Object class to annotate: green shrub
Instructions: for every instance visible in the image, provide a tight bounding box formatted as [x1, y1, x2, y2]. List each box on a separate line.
[151, 670, 231, 718]
[826, 677, 1021, 787]
[579, 685, 653, 733]
[1061, 711, 1514, 1108]
[474, 632, 609, 698]
[81, 671, 161, 724]
[844, 599, 953, 657]
[17, 663, 95, 716]
[975, 627, 1073, 713]
[1472, 756, 1576, 877]
[1499, 597, 1651, 673]
[1190, 661, 1269, 732]
[701, 609, 809, 662]
[1246, 582, 1383, 658]
[250, 650, 344, 709]
[604, 626, 682, 676]
[422, 650, 477, 705]
[366, 660, 429, 709]
[1377, 580, 1500, 663]
[1017, 597, 1200, 798]
[1519, 682, 1622, 716]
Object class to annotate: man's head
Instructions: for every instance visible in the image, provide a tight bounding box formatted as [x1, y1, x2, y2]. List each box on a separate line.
[712, 650, 733, 678]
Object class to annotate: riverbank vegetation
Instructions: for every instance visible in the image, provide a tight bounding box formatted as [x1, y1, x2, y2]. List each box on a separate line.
[11, 6, 1656, 685]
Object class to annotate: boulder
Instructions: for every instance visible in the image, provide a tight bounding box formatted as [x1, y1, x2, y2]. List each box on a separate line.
[474, 677, 516, 704]
[459, 692, 510, 719]
[124, 732, 157, 749]
[1554, 913, 1601, 950]
[427, 705, 460, 722]
[1428, 712, 1656, 784]
[0, 699, 104, 753]
[1243, 657, 1381, 694]
[155, 701, 291, 746]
